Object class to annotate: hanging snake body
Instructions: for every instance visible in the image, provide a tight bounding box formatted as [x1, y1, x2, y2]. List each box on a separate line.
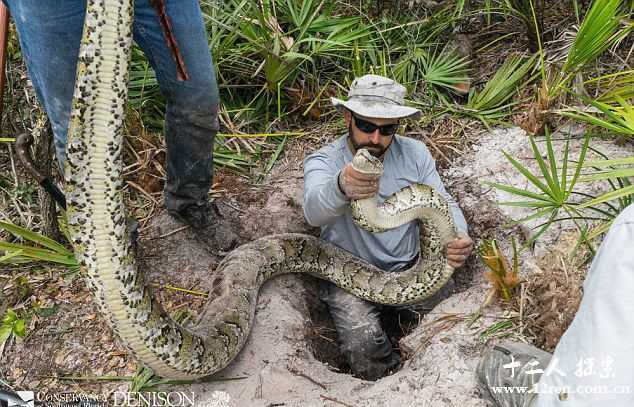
[65, 0, 457, 379]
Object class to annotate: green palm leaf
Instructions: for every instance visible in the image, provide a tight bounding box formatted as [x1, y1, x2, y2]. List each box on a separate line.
[0, 222, 78, 267]
[0, 221, 71, 255]
[421, 47, 471, 94]
[467, 54, 537, 112]
[559, 95, 634, 136]
[485, 130, 590, 241]
[579, 185, 634, 208]
[563, 0, 627, 72]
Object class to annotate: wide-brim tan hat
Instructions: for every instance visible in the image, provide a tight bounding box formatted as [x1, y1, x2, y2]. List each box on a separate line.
[332, 74, 421, 120]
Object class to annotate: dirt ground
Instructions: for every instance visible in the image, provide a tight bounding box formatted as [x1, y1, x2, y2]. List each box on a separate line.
[190, 126, 633, 407]
[2, 122, 631, 406]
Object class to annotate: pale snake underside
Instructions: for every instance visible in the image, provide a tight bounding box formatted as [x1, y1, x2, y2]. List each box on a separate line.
[64, 0, 457, 379]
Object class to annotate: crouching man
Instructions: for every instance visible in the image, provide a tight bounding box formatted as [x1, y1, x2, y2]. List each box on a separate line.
[303, 74, 473, 380]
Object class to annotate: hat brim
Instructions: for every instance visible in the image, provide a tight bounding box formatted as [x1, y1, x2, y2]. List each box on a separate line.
[331, 97, 421, 120]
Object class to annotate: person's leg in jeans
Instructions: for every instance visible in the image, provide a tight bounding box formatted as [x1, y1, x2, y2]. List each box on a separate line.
[320, 277, 455, 380]
[320, 281, 399, 380]
[8, 0, 217, 200]
[6, 0, 237, 250]
[3, 0, 84, 171]
[5, 0, 144, 242]
[131, 1, 216, 214]
[478, 204, 634, 407]
[132, 0, 237, 250]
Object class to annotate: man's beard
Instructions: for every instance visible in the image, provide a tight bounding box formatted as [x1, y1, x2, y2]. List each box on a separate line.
[348, 123, 386, 157]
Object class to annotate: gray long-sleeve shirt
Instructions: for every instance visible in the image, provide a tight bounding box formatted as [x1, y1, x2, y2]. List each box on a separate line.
[303, 134, 468, 272]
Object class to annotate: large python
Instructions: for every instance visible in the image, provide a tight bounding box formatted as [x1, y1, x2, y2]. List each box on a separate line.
[64, 0, 457, 379]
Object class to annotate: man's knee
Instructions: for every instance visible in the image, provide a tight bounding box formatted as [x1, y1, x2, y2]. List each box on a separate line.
[320, 283, 400, 380]
[319, 282, 381, 329]
[165, 79, 220, 131]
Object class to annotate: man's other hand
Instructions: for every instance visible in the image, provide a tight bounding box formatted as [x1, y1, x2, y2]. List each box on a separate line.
[338, 163, 381, 200]
[446, 233, 473, 268]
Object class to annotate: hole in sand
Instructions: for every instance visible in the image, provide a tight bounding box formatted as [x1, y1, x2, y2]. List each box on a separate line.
[304, 292, 351, 374]
[303, 281, 423, 380]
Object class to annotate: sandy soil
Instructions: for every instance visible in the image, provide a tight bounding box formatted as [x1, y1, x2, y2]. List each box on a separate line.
[151, 126, 632, 407]
[1, 125, 631, 406]
[184, 129, 632, 407]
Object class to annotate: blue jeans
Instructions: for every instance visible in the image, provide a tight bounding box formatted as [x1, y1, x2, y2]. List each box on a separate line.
[4, 0, 219, 212]
[319, 276, 455, 380]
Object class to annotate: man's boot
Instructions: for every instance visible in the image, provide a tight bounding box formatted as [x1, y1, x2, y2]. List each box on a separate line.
[168, 201, 239, 253]
[338, 322, 401, 381]
[477, 341, 552, 407]
[162, 79, 239, 254]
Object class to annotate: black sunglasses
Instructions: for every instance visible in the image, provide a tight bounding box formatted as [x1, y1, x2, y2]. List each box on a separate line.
[352, 113, 399, 136]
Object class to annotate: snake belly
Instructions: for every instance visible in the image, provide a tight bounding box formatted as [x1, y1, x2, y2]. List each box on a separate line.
[64, 0, 457, 379]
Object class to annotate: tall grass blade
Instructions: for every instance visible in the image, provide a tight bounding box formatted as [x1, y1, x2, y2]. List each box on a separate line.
[563, 0, 626, 72]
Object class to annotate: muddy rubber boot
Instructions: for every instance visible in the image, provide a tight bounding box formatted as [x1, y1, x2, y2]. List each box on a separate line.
[477, 341, 552, 407]
[169, 201, 239, 253]
[339, 323, 401, 381]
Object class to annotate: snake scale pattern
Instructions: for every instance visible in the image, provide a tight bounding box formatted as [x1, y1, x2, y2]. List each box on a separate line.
[64, 0, 457, 379]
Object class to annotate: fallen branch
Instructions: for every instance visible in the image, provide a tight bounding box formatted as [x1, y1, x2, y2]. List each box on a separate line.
[288, 366, 327, 390]
[319, 394, 354, 407]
